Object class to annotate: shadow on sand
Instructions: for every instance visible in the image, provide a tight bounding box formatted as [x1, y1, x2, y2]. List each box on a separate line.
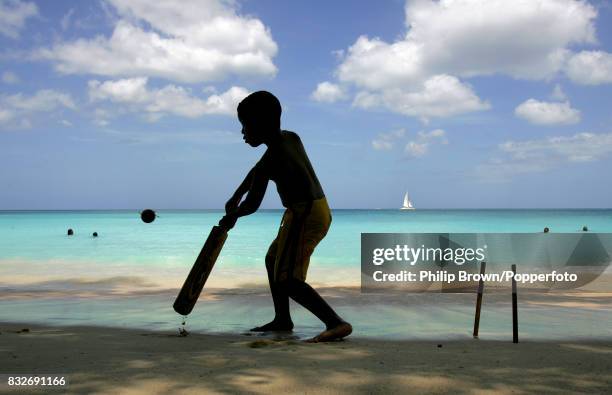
[1, 322, 611, 394]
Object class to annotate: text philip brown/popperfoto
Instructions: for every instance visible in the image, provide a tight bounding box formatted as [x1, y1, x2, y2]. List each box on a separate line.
[370, 244, 578, 285]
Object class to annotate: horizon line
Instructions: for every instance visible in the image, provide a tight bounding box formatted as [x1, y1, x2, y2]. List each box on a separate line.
[1, 207, 612, 212]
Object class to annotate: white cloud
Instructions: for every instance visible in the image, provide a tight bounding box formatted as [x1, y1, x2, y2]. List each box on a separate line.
[372, 129, 405, 150]
[0, 109, 14, 123]
[94, 128, 242, 145]
[515, 99, 580, 125]
[477, 132, 612, 180]
[88, 77, 249, 120]
[60, 8, 75, 31]
[311, 82, 347, 103]
[1, 71, 19, 84]
[372, 139, 393, 151]
[331, 49, 345, 60]
[405, 128, 448, 158]
[0, 0, 38, 38]
[339, 0, 596, 85]
[0, 89, 76, 128]
[550, 84, 567, 101]
[353, 91, 380, 110]
[320, 0, 602, 120]
[36, 0, 278, 83]
[565, 51, 612, 85]
[418, 128, 448, 144]
[93, 108, 111, 126]
[3, 90, 75, 111]
[500, 132, 612, 162]
[405, 141, 428, 157]
[372, 127, 448, 157]
[353, 75, 489, 122]
[89, 77, 149, 103]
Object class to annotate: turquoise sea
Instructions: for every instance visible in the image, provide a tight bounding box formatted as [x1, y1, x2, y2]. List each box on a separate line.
[1, 209, 611, 340]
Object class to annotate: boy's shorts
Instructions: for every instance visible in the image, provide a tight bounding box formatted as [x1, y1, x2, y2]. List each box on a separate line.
[266, 197, 331, 283]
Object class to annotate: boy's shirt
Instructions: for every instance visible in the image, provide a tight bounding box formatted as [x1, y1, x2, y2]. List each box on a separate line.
[255, 130, 324, 207]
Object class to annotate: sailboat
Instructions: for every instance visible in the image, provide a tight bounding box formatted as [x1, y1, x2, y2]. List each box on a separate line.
[401, 192, 415, 210]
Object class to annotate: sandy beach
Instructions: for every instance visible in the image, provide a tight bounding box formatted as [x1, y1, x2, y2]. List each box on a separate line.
[1, 322, 611, 394]
[1, 224, 611, 394]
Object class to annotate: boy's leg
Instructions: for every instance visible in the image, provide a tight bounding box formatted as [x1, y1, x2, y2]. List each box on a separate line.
[250, 242, 293, 331]
[283, 279, 352, 342]
[276, 198, 351, 341]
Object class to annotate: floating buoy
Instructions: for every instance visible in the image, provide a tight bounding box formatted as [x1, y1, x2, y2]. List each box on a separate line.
[140, 209, 156, 223]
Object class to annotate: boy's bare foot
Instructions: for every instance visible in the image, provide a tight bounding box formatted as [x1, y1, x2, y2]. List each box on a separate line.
[307, 322, 352, 343]
[250, 319, 294, 332]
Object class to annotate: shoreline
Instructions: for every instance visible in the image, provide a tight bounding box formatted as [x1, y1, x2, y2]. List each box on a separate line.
[1, 321, 611, 394]
[1, 286, 611, 342]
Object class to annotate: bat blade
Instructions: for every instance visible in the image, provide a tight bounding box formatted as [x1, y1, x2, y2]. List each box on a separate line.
[173, 226, 228, 316]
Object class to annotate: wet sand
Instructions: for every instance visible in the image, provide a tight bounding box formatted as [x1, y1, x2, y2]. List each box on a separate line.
[1, 280, 612, 341]
[1, 322, 611, 394]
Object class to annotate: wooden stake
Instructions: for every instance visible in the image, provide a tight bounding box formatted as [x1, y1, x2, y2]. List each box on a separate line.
[511, 264, 519, 343]
[473, 261, 486, 338]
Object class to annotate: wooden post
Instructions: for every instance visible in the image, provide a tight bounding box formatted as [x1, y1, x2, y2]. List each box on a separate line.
[473, 261, 486, 338]
[511, 264, 519, 343]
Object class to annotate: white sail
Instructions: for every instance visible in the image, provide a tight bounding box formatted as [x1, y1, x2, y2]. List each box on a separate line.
[401, 192, 415, 210]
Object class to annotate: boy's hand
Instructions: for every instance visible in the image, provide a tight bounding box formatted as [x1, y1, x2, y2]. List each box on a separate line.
[225, 195, 241, 214]
[219, 213, 238, 231]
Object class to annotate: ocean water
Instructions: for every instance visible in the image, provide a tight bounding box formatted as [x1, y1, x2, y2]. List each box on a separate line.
[2, 209, 612, 273]
[1, 209, 611, 340]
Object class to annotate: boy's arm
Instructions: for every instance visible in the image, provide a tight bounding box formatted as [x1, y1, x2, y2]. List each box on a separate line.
[220, 165, 268, 230]
[225, 167, 255, 213]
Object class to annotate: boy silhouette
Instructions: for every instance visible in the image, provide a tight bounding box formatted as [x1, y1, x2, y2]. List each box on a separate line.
[219, 91, 352, 342]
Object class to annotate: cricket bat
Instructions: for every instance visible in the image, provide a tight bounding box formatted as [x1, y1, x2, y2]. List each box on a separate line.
[173, 225, 228, 316]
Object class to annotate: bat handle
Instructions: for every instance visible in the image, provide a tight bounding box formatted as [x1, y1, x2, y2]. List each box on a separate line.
[218, 214, 236, 231]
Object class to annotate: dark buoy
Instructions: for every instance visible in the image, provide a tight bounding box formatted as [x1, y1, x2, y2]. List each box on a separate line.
[582, 226, 588, 232]
[93, 232, 98, 237]
[67, 228, 74, 236]
[543, 227, 549, 233]
[140, 209, 156, 223]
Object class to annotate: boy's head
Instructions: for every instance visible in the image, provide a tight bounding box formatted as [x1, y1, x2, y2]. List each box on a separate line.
[238, 91, 282, 147]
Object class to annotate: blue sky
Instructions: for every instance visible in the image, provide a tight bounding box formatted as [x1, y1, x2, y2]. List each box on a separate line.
[1, 0, 612, 209]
